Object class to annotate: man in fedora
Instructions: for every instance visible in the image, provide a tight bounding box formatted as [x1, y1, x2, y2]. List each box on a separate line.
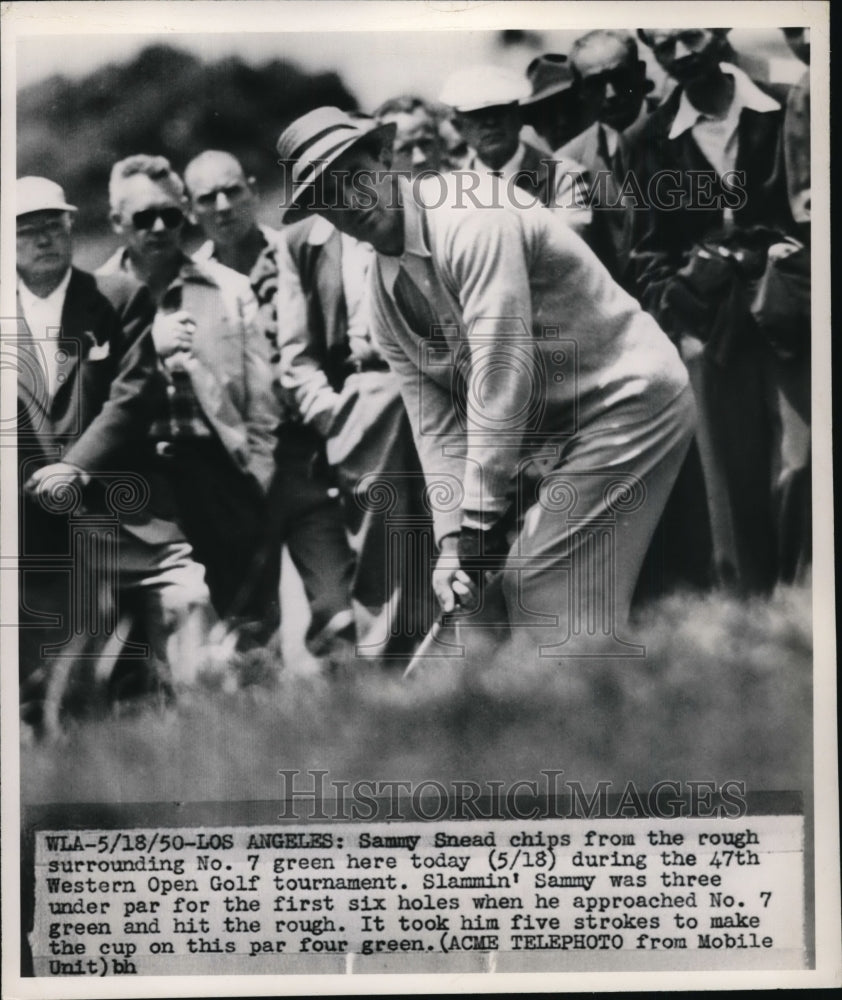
[275, 108, 696, 660]
[438, 64, 591, 237]
[275, 112, 435, 665]
[519, 53, 589, 156]
[15, 176, 212, 730]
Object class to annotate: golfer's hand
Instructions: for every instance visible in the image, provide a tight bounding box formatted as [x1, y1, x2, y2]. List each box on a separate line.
[432, 535, 478, 613]
[152, 310, 196, 359]
[24, 462, 89, 501]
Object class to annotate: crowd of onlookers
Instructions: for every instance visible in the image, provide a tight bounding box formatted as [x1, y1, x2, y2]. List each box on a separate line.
[15, 27, 811, 734]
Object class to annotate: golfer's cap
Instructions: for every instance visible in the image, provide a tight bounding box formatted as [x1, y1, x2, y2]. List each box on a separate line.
[275, 107, 396, 223]
[17, 176, 77, 218]
[439, 65, 529, 113]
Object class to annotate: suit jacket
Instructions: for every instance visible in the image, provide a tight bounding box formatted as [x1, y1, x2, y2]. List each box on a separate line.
[626, 76, 795, 331]
[560, 112, 648, 284]
[98, 250, 279, 493]
[275, 216, 352, 436]
[16, 267, 182, 549]
[368, 175, 689, 542]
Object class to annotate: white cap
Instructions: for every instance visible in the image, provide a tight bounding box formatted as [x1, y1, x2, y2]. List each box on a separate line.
[439, 65, 530, 113]
[17, 176, 77, 217]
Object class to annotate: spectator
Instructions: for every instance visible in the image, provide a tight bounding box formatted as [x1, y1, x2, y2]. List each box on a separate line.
[630, 29, 809, 591]
[437, 116, 471, 170]
[275, 115, 436, 664]
[372, 96, 447, 177]
[97, 156, 286, 632]
[439, 64, 592, 237]
[559, 31, 652, 283]
[518, 53, 586, 155]
[185, 150, 357, 649]
[276, 108, 695, 658]
[16, 176, 212, 731]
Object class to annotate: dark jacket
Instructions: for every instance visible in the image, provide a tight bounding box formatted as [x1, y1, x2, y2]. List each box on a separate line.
[626, 76, 795, 333]
[16, 267, 180, 549]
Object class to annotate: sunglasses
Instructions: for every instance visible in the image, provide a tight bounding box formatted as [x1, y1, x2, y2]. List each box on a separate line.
[580, 68, 640, 96]
[131, 207, 185, 230]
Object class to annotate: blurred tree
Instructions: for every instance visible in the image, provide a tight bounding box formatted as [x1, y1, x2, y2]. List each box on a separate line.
[17, 43, 358, 234]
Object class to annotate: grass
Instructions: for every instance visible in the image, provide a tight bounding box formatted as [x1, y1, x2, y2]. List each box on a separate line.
[21, 583, 813, 806]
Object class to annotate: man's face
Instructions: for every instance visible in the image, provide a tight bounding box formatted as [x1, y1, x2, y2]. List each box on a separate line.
[573, 36, 647, 132]
[16, 210, 73, 291]
[111, 174, 186, 265]
[648, 29, 721, 84]
[316, 145, 403, 256]
[384, 109, 444, 177]
[186, 155, 257, 247]
[452, 104, 521, 170]
[522, 91, 584, 153]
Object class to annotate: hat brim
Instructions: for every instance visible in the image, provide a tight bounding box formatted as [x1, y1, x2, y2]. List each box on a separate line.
[17, 202, 77, 218]
[449, 99, 520, 114]
[519, 80, 575, 107]
[280, 121, 397, 224]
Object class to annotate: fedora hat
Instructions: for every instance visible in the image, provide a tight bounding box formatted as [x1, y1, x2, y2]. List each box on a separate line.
[520, 54, 576, 107]
[276, 107, 396, 223]
[439, 65, 529, 113]
[17, 176, 77, 217]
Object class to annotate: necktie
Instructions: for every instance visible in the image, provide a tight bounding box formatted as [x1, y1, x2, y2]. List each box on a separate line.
[392, 265, 442, 341]
[611, 139, 625, 180]
[597, 125, 623, 179]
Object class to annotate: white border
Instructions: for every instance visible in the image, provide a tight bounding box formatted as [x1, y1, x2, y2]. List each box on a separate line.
[1, 1, 837, 996]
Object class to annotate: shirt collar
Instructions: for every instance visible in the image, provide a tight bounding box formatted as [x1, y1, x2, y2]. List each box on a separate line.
[194, 225, 272, 263]
[192, 238, 216, 263]
[400, 177, 431, 260]
[376, 177, 430, 293]
[668, 62, 780, 139]
[306, 215, 338, 246]
[17, 267, 72, 307]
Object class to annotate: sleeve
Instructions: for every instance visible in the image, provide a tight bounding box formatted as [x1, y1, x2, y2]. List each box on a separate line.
[274, 236, 342, 437]
[369, 269, 466, 544]
[63, 281, 160, 472]
[443, 206, 535, 528]
[240, 313, 282, 495]
[625, 130, 688, 332]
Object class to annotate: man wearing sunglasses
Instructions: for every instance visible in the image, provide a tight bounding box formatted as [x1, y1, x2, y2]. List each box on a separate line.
[627, 29, 809, 593]
[557, 31, 653, 285]
[15, 176, 213, 729]
[97, 155, 287, 636]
